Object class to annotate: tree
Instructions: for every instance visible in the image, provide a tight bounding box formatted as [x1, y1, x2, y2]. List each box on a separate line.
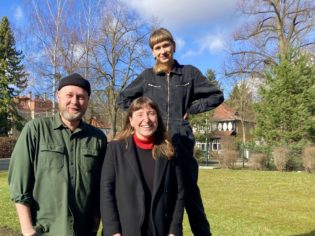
[23, 0, 154, 132]
[91, 0, 152, 136]
[27, 0, 76, 114]
[0, 17, 27, 136]
[225, 0, 315, 78]
[226, 79, 255, 166]
[255, 51, 315, 145]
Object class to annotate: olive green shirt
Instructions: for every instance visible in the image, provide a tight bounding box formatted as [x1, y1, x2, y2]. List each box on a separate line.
[8, 114, 107, 236]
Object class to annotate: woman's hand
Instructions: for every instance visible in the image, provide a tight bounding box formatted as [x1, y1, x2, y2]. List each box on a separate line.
[183, 112, 189, 120]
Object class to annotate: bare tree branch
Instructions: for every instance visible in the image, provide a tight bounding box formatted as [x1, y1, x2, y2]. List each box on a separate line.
[226, 0, 315, 78]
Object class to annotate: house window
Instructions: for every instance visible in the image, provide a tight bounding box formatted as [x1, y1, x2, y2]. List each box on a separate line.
[212, 139, 221, 151]
[211, 122, 217, 131]
[218, 122, 223, 131]
[223, 122, 228, 131]
[195, 142, 208, 151]
[228, 122, 233, 131]
[198, 125, 205, 134]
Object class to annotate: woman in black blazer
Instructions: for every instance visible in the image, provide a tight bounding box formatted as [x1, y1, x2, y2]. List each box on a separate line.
[100, 97, 184, 236]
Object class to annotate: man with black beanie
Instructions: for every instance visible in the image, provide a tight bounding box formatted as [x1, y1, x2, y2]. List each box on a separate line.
[9, 73, 107, 236]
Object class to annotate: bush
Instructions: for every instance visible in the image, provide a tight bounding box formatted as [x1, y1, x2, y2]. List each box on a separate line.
[273, 147, 289, 171]
[302, 146, 315, 173]
[248, 153, 267, 170]
[194, 148, 206, 164]
[0, 137, 16, 159]
[219, 150, 238, 169]
[286, 144, 304, 171]
[246, 142, 274, 170]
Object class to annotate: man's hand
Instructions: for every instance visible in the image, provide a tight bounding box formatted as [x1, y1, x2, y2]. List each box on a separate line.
[15, 203, 37, 236]
[23, 233, 39, 236]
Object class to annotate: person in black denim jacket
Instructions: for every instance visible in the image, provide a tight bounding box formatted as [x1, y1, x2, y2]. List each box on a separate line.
[117, 28, 224, 236]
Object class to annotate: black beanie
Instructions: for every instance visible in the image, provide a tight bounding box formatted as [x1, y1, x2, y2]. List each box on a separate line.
[58, 73, 91, 96]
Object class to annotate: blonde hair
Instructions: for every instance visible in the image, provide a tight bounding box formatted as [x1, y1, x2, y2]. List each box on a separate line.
[149, 28, 175, 49]
[115, 97, 175, 160]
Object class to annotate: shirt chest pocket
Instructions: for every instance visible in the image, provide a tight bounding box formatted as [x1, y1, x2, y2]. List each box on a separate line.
[39, 144, 65, 169]
[175, 82, 190, 91]
[173, 82, 190, 101]
[81, 149, 99, 172]
[176, 82, 190, 87]
[146, 83, 162, 97]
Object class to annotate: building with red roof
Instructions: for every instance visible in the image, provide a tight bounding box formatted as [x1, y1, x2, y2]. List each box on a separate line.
[194, 102, 255, 159]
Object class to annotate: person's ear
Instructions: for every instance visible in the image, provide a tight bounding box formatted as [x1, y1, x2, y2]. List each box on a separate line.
[129, 117, 135, 128]
[152, 50, 157, 60]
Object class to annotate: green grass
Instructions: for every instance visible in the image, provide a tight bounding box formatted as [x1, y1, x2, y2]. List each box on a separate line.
[0, 171, 20, 235]
[1, 169, 315, 236]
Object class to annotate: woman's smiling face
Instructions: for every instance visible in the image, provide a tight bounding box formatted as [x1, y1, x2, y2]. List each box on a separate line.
[129, 105, 158, 141]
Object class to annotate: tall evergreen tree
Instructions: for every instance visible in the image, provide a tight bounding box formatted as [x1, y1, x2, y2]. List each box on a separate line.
[0, 16, 27, 136]
[255, 51, 315, 144]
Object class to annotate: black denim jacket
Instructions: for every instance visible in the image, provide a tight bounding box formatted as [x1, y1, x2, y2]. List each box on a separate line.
[117, 60, 224, 139]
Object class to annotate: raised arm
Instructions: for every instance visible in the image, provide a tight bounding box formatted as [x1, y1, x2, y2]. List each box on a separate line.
[117, 74, 144, 109]
[188, 67, 224, 115]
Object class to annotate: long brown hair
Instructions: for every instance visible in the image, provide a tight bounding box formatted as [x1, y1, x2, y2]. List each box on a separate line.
[114, 97, 174, 159]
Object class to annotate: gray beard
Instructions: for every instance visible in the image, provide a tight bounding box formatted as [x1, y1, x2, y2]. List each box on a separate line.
[60, 110, 84, 122]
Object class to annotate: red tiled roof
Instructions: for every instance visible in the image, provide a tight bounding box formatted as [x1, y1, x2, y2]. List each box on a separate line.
[212, 103, 240, 121]
[89, 117, 111, 129]
[16, 96, 52, 112]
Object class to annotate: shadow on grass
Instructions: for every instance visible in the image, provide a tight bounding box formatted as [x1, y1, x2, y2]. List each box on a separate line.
[0, 226, 20, 236]
[291, 230, 315, 236]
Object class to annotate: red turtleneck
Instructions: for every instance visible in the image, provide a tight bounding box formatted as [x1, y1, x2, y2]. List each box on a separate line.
[133, 134, 154, 150]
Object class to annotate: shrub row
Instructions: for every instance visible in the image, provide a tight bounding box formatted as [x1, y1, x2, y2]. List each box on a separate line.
[198, 143, 315, 173]
[0, 137, 17, 159]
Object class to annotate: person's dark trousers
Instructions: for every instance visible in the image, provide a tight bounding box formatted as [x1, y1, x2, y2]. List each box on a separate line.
[182, 156, 211, 236]
[173, 131, 211, 236]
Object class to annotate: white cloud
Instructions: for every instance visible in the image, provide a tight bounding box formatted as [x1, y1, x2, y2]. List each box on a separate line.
[123, 0, 238, 30]
[121, 0, 238, 73]
[181, 33, 226, 58]
[14, 6, 24, 23]
[175, 36, 185, 51]
[200, 34, 226, 52]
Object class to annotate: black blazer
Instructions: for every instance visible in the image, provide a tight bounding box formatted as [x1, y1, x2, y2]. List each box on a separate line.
[100, 136, 184, 236]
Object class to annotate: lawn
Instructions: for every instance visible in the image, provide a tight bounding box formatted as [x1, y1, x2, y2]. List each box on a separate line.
[1, 169, 315, 236]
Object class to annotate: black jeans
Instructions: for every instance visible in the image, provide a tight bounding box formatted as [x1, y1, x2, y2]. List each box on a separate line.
[172, 129, 211, 236]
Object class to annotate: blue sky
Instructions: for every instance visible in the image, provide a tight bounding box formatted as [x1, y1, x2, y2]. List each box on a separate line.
[1, 0, 240, 95]
[123, 0, 239, 82]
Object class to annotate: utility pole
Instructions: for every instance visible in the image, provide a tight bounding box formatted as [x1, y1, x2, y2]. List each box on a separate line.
[205, 117, 210, 166]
